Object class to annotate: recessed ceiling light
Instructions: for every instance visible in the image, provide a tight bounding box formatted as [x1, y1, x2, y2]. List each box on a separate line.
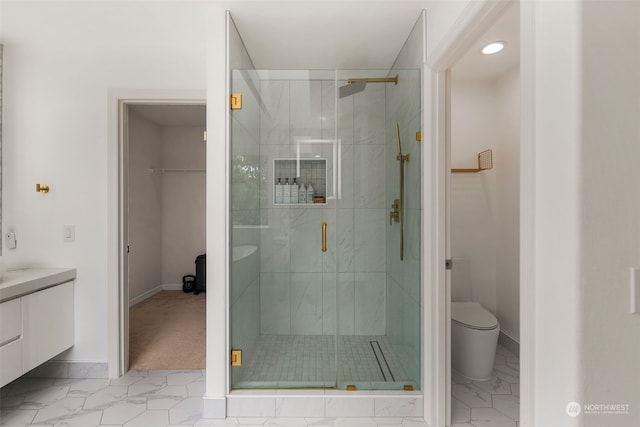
[481, 41, 506, 55]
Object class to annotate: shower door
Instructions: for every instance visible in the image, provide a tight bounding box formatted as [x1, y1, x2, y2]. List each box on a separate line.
[230, 70, 340, 388]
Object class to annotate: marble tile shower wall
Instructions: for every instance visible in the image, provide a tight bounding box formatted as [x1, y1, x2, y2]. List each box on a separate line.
[258, 78, 387, 337]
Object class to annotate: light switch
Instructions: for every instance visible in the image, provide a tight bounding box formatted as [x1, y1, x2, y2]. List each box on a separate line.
[63, 225, 75, 242]
[5, 231, 17, 249]
[631, 268, 640, 314]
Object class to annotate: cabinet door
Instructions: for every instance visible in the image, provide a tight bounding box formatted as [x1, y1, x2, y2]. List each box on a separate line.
[22, 281, 74, 372]
[0, 298, 23, 387]
[0, 298, 21, 345]
[0, 338, 23, 387]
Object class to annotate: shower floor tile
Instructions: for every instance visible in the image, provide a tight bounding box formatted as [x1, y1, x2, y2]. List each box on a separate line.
[235, 335, 413, 389]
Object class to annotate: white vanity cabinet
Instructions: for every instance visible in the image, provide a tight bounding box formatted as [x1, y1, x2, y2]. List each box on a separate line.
[0, 269, 75, 388]
[0, 298, 23, 387]
[22, 281, 74, 373]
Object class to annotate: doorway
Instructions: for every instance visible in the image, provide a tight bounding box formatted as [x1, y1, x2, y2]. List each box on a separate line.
[446, 3, 521, 426]
[118, 99, 206, 372]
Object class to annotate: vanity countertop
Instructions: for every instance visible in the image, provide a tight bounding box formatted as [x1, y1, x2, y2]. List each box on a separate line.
[0, 268, 76, 303]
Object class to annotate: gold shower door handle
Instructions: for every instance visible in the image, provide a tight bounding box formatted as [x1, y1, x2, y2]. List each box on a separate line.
[321, 222, 327, 252]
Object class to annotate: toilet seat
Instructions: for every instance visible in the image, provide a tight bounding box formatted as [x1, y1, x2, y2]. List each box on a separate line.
[452, 302, 498, 330]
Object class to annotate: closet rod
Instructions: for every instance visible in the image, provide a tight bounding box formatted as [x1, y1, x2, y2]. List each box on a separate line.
[147, 168, 206, 174]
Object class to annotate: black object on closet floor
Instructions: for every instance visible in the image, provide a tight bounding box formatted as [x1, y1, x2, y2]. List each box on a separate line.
[182, 253, 206, 294]
[194, 254, 206, 295]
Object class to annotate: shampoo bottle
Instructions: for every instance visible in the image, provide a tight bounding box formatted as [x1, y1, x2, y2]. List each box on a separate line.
[306, 183, 314, 203]
[298, 183, 306, 204]
[275, 178, 283, 204]
[283, 178, 291, 204]
[291, 178, 299, 203]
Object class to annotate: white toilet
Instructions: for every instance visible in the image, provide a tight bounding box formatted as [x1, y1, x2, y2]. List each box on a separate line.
[451, 302, 500, 381]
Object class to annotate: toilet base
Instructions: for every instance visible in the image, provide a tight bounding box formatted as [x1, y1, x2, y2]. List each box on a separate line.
[451, 323, 499, 381]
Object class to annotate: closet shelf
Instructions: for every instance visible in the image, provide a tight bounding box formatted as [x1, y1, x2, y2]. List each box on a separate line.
[148, 168, 206, 174]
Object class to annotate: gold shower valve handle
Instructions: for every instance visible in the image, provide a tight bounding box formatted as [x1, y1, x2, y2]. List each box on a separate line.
[390, 199, 400, 225]
[36, 184, 50, 193]
[321, 222, 327, 252]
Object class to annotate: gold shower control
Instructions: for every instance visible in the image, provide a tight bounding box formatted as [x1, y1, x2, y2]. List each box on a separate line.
[231, 350, 242, 366]
[390, 199, 400, 225]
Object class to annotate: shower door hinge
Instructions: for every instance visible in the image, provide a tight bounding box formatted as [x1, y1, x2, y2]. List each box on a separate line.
[445, 259, 453, 270]
[231, 349, 242, 366]
[230, 93, 242, 110]
[416, 131, 422, 141]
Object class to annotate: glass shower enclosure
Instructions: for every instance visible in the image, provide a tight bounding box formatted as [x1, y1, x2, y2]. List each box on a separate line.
[230, 68, 421, 391]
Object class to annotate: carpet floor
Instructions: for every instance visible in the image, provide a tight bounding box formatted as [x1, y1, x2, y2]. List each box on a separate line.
[129, 290, 206, 370]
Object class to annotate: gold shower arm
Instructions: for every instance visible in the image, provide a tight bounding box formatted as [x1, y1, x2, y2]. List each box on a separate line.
[347, 75, 398, 85]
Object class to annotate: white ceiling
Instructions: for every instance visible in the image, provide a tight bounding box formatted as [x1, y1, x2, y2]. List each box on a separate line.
[127, 1, 519, 127]
[452, 2, 520, 81]
[224, 1, 429, 70]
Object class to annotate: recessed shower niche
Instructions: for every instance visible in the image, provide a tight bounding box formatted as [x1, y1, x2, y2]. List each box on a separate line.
[273, 158, 327, 205]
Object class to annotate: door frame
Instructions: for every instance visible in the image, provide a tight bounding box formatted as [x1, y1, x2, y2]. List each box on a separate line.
[107, 89, 206, 378]
[424, 1, 533, 426]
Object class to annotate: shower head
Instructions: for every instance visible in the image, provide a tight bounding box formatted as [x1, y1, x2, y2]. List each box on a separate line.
[339, 80, 367, 98]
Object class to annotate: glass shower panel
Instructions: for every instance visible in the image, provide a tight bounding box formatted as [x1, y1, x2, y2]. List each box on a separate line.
[230, 68, 421, 391]
[230, 70, 339, 388]
[335, 69, 421, 391]
[229, 69, 262, 389]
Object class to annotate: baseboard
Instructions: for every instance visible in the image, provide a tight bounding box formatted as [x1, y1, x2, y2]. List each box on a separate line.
[25, 361, 108, 379]
[498, 331, 520, 357]
[203, 396, 227, 419]
[129, 285, 163, 307]
[162, 283, 182, 291]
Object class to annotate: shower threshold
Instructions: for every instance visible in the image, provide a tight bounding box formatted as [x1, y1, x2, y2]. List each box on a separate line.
[233, 335, 417, 390]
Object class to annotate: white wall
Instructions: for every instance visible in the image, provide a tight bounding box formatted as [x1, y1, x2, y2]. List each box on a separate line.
[527, 1, 582, 424]
[450, 79, 498, 315]
[161, 126, 206, 286]
[450, 67, 520, 343]
[128, 118, 205, 303]
[494, 66, 519, 343]
[128, 111, 163, 302]
[580, 2, 640, 426]
[1, 1, 206, 363]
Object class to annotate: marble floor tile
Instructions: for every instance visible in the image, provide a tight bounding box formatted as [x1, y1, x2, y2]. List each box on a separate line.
[124, 409, 170, 427]
[67, 379, 110, 396]
[168, 397, 203, 424]
[49, 409, 103, 427]
[492, 394, 519, 421]
[470, 407, 517, 427]
[19, 385, 71, 409]
[451, 383, 493, 409]
[83, 386, 129, 411]
[451, 398, 470, 424]
[0, 408, 37, 426]
[450, 344, 520, 427]
[1, 368, 442, 427]
[100, 400, 147, 425]
[471, 376, 511, 395]
[30, 398, 86, 424]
